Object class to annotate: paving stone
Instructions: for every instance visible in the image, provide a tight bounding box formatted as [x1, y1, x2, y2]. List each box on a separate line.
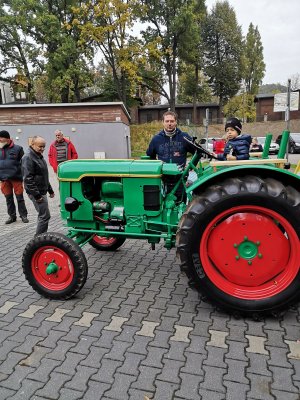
[103, 340, 131, 362]
[83, 380, 111, 400]
[163, 341, 189, 362]
[5, 325, 34, 344]
[227, 322, 248, 342]
[35, 371, 72, 399]
[267, 346, 293, 368]
[69, 335, 98, 355]
[226, 340, 248, 361]
[203, 347, 227, 368]
[175, 372, 202, 400]
[271, 391, 300, 400]
[0, 352, 26, 374]
[131, 365, 160, 392]
[190, 320, 211, 337]
[141, 345, 167, 368]
[127, 336, 152, 356]
[247, 373, 274, 400]
[93, 330, 119, 349]
[156, 359, 184, 384]
[269, 365, 298, 393]
[0, 301, 19, 314]
[58, 388, 83, 400]
[198, 388, 225, 400]
[0, 365, 34, 391]
[186, 335, 208, 354]
[117, 352, 145, 376]
[19, 345, 51, 368]
[285, 340, 300, 359]
[265, 329, 288, 348]
[54, 352, 86, 375]
[181, 352, 206, 376]
[207, 329, 228, 348]
[5, 378, 44, 400]
[80, 320, 107, 338]
[44, 340, 75, 362]
[65, 365, 98, 392]
[18, 305, 44, 318]
[104, 372, 137, 399]
[224, 359, 249, 384]
[26, 358, 62, 383]
[136, 321, 160, 338]
[45, 307, 71, 322]
[224, 380, 250, 400]
[92, 359, 122, 383]
[128, 388, 154, 400]
[246, 353, 272, 376]
[200, 366, 227, 393]
[36, 329, 65, 349]
[246, 335, 269, 355]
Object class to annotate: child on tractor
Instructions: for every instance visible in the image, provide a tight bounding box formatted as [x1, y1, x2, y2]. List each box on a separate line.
[217, 117, 251, 161]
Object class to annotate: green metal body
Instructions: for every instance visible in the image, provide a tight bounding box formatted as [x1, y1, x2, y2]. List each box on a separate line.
[58, 131, 299, 250]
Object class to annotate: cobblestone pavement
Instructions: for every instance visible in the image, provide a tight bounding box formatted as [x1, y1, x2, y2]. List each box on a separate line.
[0, 169, 300, 400]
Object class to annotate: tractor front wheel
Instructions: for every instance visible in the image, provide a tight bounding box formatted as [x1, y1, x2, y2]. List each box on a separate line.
[89, 235, 126, 251]
[22, 232, 88, 299]
[177, 176, 300, 317]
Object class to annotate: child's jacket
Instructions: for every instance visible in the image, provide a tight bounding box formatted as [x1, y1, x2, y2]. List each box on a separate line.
[217, 134, 251, 161]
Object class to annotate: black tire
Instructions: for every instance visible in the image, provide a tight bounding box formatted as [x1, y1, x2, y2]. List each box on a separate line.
[176, 176, 300, 317]
[22, 232, 88, 300]
[89, 235, 126, 251]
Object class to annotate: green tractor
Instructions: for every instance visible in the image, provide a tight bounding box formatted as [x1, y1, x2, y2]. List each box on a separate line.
[22, 131, 300, 317]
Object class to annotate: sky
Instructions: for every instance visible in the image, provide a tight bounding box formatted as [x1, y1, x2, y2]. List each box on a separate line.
[205, 0, 300, 85]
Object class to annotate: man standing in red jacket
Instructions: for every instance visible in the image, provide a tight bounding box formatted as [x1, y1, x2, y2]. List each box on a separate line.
[48, 129, 78, 173]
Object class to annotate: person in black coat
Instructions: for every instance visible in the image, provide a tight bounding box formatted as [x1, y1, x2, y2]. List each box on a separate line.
[22, 136, 55, 235]
[217, 117, 251, 161]
[0, 130, 28, 224]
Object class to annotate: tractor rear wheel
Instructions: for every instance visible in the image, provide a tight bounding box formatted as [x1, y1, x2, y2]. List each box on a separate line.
[89, 235, 126, 251]
[22, 232, 88, 300]
[176, 176, 300, 317]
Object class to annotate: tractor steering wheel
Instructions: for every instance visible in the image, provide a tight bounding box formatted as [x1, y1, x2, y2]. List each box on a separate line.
[183, 136, 218, 160]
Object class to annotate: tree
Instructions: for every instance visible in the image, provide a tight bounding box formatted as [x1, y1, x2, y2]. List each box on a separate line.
[223, 92, 256, 122]
[290, 73, 300, 91]
[242, 23, 265, 95]
[74, 0, 144, 108]
[0, 0, 43, 102]
[140, 0, 203, 110]
[0, 0, 94, 103]
[202, 1, 243, 114]
[177, 62, 212, 104]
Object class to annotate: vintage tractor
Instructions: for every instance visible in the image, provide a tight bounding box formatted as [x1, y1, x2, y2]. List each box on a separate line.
[22, 131, 300, 317]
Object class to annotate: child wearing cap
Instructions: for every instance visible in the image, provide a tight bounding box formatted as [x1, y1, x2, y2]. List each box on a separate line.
[217, 117, 251, 161]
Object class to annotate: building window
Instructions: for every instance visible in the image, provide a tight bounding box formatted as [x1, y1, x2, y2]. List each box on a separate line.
[146, 113, 153, 122]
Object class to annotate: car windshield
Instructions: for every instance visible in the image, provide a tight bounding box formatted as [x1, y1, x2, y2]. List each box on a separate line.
[291, 134, 300, 142]
[257, 137, 265, 145]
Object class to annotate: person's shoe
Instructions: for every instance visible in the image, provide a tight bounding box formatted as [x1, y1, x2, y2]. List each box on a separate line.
[21, 216, 29, 223]
[5, 216, 17, 225]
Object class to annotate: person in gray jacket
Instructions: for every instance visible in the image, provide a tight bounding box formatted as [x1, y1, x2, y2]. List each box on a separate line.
[22, 136, 55, 235]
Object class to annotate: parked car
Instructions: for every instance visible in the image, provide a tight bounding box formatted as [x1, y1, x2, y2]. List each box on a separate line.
[276, 133, 300, 154]
[257, 137, 279, 154]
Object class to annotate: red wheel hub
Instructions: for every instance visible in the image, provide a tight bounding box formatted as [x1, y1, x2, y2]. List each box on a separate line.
[200, 206, 300, 299]
[32, 246, 74, 291]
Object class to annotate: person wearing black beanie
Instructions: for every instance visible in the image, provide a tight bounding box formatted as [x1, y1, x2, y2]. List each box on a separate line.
[0, 130, 29, 224]
[217, 117, 251, 161]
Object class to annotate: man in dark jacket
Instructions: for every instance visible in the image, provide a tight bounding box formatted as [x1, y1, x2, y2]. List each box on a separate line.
[217, 117, 251, 161]
[146, 111, 195, 169]
[0, 130, 28, 224]
[146, 111, 195, 202]
[22, 136, 55, 235]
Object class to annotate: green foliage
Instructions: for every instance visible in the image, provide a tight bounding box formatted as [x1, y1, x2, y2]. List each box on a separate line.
[202, 1, 243, 108]
[177, 62, 212, 103]
[242, 23, 265, 95]
[223, 92, 256, 122]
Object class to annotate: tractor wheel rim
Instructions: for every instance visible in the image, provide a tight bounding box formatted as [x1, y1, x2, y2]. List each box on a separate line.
[200, 205, 300, 300]
[32, 246, 74, 291]
[93, 236, 118, 245]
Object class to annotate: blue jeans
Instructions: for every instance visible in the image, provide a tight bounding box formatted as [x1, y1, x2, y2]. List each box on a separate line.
[29, 194, 51, 235]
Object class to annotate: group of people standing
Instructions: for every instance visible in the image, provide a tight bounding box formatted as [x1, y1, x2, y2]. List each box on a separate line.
[0, 130, 77, 235]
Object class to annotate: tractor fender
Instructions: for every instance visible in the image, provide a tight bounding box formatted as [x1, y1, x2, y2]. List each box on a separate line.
[188, 165, 300, 197]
